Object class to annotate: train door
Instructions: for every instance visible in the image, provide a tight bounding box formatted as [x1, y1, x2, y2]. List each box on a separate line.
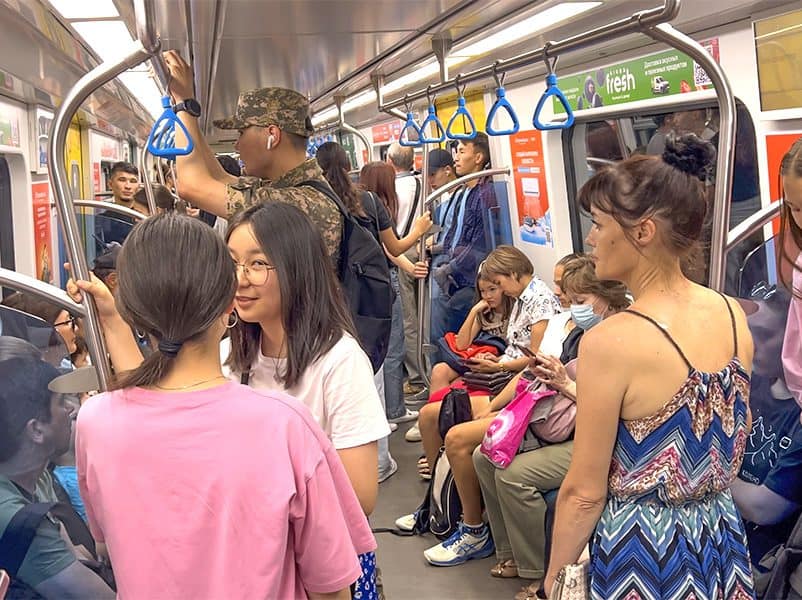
[0, 156, 15, 291]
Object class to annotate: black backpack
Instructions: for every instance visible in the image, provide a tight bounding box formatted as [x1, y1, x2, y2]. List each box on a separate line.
[300, 179, 393, 373]
[755, 510, 802, 599]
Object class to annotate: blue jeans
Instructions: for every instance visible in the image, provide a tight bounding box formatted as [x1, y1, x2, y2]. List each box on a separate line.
[374, 365, 394, 474]
[429, 266, 475, 364]
[383, 268, 406, 420]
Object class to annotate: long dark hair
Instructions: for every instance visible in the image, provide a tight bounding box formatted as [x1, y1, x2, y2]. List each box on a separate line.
[225, 202, 357, 388]
[316, 141, 366, 218]
[779, 137, 802, 298]
[113, 213, 237, 390]
[360, 161, 399, 224]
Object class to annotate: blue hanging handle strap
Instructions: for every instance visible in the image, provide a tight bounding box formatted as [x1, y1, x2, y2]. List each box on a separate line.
[399, 96, 423, 147]
[485, 68, 519, 136]
[446, 77, 478, 141]
[533, 50, 574, 131]
[146, 97, 195, 158]
[420, 87, 446, 143]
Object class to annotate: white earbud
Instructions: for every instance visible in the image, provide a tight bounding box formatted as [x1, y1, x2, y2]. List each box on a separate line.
[266, 135, 276, 150]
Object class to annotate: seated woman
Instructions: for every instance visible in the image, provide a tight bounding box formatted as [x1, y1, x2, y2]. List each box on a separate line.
[428, 264, 514, 394]
[429, 252, 582, 396]
[74, 213, 371, 599]
[472, 256, 629, 598]
[397, 247, 561, 563]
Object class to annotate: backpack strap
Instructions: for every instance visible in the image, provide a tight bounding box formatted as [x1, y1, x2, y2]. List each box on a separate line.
[0, 502, 57, 578]
[402, 176, 421, 236]
[240, 371, 250, 386]
[299, 179, 348, 218]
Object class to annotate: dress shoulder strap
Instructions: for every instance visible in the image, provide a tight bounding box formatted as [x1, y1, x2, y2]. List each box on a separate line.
[717, 292, 739, 356]
[623, 309, 692, 370]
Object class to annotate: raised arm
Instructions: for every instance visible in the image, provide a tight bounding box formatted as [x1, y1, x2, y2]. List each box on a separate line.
[378, 211, 433, 257]
[163, 50, 237, 216]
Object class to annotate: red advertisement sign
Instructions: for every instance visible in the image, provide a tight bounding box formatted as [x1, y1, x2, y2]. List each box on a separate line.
[92, 162, 101, 194]
[508, 130, 552, 247]
[371, 121, 403, 144]
[766, 132, 802, 234]
[31, 182, 53, 283]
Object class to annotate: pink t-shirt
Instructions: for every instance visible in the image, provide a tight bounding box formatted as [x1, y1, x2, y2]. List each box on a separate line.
[76, 381, 376, 599]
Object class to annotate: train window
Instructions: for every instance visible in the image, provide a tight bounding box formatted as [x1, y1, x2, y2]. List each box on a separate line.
[755, 6, 802, 111]
[566, 101, 762, 292]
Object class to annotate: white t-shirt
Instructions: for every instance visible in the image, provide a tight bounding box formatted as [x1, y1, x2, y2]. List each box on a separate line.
[222, 334, 390, 450]
[538, 311, 573, 358]
[394, 173, 419, 234]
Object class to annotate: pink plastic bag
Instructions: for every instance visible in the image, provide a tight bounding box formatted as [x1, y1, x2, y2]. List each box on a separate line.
[480, 384, 557, 468]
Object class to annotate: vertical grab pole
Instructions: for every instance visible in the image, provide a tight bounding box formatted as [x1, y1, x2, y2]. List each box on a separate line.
[416, 136, 431, 388]
[139, 150, 158, 215]
[49, 41, 156, 390]
[645, 23, 736, 292]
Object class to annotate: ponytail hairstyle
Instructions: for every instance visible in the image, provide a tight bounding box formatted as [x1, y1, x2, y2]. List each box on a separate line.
[578, 133, 715, 266]
[779, 137, 802, 298]
[112, 213, 237, 390]
[316, 141, 366, 218]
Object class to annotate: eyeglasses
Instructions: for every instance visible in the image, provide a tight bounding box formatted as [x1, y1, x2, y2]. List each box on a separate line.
[233, 259, 275, 286]
[54, 316, 77, 331]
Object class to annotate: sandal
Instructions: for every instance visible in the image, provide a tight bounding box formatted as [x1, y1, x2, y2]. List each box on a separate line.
[417, 456, 431, 480]
[490, 559, 518, 578]
[513, 582, 544, 600]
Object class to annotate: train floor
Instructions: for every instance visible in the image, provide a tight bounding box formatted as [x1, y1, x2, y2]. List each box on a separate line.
[373, 413, 526, 600]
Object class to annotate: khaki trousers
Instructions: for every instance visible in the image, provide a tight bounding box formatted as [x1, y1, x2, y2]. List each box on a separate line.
[473, 441, 574, 579]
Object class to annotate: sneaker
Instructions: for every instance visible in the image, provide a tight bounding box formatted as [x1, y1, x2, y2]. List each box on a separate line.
[388, 408, 419, 424]
[405, 388, 429, 404]
[378, 458, 398, 483]
[395, 512, 417, 532]
[404, 381, 425, 395]
[423, 522, 495, 566]
[405, 422, 422, 442]
[389, 422, 398, 432]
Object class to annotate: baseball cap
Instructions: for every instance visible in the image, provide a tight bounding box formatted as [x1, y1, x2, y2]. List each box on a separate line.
[93, 243, 121, 271]
[213, 87, 315, 137]
[49, 366, 100, 394]
[427, 149, 454, 175]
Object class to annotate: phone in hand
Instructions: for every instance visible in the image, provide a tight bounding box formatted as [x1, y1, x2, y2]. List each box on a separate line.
[515, 344, 537, 359]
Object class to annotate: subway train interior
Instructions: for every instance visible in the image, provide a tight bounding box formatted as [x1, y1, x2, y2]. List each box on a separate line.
[0, 0, 801, 598]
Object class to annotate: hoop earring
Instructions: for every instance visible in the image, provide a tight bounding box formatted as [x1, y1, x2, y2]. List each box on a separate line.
[226, 312, 239, 329]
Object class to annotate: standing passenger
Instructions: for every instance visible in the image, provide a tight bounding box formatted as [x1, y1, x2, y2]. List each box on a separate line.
[544, 135, 756, 599]
[75, 213, 370, 599]
[162, 50, 343, 259]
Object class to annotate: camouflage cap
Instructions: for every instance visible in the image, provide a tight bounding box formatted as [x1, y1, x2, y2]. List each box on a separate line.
[213, 87, 314, 137]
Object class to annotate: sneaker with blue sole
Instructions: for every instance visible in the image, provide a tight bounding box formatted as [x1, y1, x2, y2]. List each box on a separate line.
[423, 522, 495, 566]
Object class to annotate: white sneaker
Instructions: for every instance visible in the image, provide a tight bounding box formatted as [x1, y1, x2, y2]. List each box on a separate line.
[405, 422, 422, 442]
[389, 422, 398, 432]
[388, 408, 419, 424]
[378, 458, 398, 484]
[423, 522, 495, 566]
[395, 512, 417, 532]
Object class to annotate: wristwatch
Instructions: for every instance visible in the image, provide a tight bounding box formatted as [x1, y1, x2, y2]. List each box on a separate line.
[173, 98, 201, 117]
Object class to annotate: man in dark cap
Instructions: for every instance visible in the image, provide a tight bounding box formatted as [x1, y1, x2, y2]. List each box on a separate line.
[162, 50, 341, 257]
[92, 243, 121, 295]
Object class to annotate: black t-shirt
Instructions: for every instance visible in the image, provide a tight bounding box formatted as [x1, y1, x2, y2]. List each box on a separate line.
[356, 191, 396, 270]
[738, 373, 802, 559]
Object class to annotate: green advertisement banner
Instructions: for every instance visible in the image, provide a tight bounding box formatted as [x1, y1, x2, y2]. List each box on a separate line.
[553, 39, 719, 114]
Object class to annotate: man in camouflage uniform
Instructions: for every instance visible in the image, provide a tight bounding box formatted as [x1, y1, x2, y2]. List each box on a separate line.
[162, 50, 341, 256]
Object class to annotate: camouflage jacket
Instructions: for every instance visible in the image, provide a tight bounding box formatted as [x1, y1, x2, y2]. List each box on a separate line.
[226, 159, 342, 257]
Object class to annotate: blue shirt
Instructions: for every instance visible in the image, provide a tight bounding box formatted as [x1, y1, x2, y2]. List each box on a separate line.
[444, 178, 498, 290]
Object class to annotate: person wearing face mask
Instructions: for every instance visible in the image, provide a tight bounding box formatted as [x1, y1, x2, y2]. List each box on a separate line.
[471, 256, 630, 598]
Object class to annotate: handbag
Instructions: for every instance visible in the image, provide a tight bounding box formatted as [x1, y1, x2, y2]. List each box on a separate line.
[480, 382, 557, 468]
[528, 359, 578, 443]
[550, 560, 590, 600]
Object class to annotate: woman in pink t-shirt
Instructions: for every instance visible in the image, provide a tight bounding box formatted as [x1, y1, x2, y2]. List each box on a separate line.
[73, 213, 373, 599]
[779, 138, 802, 415]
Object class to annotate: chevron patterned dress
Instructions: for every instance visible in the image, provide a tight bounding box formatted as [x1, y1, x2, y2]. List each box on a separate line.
[590, 307, 755, 600]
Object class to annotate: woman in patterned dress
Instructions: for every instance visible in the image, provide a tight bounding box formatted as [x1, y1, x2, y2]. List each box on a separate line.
[544, 134, 756, 600]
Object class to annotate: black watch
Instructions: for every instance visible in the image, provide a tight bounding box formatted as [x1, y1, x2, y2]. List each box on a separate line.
[173, 98, 201, 117]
